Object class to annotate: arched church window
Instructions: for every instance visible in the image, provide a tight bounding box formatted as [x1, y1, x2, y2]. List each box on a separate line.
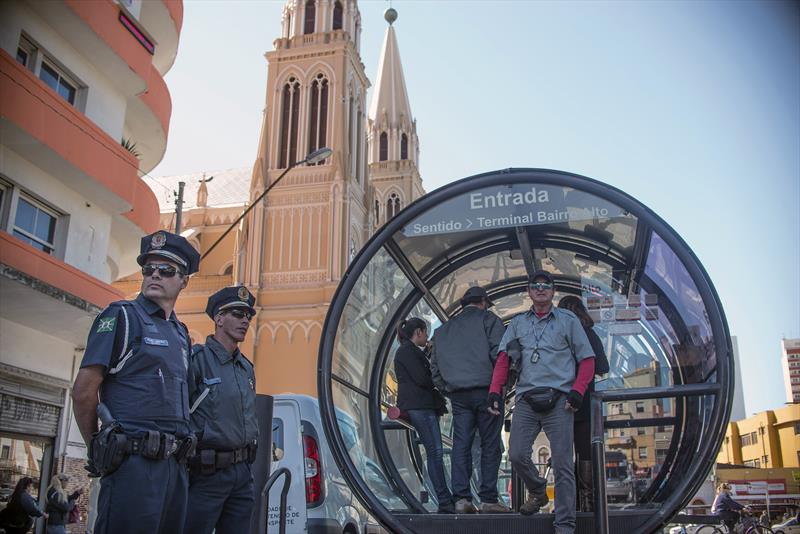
[400, 133, 408, 160]
[304, 0, 315, 34]
[379, 132, 388, 161]
[223, 264, 233, 276]
[374, 199, 380, 224]
[333, 1, 343, 30]
[308, 73, 329, 163]
[386, 193, 401, 219]
[279, 77, 301, 169]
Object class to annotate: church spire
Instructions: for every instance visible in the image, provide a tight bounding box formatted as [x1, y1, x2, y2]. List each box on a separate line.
[367, 8, 417, 165]
[367, 8, 423, 228]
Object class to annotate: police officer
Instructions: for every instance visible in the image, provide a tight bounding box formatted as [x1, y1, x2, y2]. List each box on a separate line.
[184, 286, 259, 534]
[72, 230, 200, 534]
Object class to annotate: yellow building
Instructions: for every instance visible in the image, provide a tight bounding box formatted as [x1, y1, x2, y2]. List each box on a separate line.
[717, 404, 800, 468]
[118, 2, 424, 397]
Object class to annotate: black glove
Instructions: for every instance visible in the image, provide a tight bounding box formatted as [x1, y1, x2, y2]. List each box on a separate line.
[566, 390, 583, 411]
[487, 392, 503, 414]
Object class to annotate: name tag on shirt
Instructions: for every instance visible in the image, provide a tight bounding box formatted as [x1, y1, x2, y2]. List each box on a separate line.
[143, 337, 169, 346]
[203, 377, 222, 385]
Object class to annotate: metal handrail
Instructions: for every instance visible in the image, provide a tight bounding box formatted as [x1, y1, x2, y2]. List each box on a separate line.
[259, 467, 292, 534]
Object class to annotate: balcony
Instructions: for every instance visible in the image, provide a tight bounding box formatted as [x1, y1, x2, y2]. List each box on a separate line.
[141, 0, 184, 75]
[0, 50, 159, 235]
[27, 0, 175, 172]
[0, 232, 124, 345]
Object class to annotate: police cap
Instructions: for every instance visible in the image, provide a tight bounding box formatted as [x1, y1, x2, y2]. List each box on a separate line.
[136, 231, 200, 275]
[206, 286, 257, 319]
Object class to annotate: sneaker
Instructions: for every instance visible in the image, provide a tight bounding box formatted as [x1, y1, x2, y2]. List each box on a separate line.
[519, 492, 549, 515]
[454, 498, 478, 514]
[479, 501, 512, 513]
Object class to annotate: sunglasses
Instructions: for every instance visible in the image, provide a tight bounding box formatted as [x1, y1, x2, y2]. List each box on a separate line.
[529, 282, 553, 291]
[142, 264, 182, 278]
[227, 309, 253, 320]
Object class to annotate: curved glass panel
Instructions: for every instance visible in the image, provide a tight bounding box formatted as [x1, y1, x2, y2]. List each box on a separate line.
[331, 382, 408, 511]
[430, 252, 527, 313]
[320, 170, 731, 533]
[332, 246, 414, 393]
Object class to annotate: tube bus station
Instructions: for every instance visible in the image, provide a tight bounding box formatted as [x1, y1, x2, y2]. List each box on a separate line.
[310, 168, 735, 533]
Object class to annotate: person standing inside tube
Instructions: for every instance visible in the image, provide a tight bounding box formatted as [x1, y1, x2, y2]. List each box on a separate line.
[430, 286, 511, 514]
[184, 286, 259, 534]
[393, 317, 454, 514]
[557, 295, 609, 512]
[487, 271, 595, 534]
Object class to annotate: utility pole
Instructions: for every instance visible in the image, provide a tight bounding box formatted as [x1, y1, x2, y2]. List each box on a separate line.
[174, 181, 186, 233]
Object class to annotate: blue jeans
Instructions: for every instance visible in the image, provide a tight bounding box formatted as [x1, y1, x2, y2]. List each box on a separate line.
[407, 409, 453, 508]
[449, 388, 502, 503]
[509, 393, 575, 534]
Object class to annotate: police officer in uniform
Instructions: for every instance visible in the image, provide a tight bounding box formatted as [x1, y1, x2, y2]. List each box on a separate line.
[72, 231, 199, 534]
[184, 286, 259, 534]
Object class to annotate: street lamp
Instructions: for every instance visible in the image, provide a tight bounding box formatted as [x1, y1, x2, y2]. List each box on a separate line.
[200, 147, 332, 261]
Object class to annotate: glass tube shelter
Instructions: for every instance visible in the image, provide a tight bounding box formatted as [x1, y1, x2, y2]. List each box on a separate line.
[317, 169, 733, 533]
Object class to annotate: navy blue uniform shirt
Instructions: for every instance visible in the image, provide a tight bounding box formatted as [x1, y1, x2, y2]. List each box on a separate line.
[81, 293, 191, 436]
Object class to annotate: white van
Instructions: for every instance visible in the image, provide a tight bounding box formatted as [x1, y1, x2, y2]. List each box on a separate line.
[267, 394, 390, 534]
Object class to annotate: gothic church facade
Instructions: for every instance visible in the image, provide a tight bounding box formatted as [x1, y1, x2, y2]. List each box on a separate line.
[123, 0, 423, 395]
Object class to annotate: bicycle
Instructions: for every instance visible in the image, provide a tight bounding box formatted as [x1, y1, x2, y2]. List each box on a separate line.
[694, 508, 776, 534]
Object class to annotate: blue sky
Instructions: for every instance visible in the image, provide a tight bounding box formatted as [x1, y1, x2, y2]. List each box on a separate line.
[154, 1, 799, 415]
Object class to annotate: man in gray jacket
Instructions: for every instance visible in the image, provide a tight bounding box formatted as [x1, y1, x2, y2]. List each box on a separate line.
[430, 286, 510, 514]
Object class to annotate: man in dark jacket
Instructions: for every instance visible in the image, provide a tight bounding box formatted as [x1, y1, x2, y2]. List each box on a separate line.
[430, 286, 510, 514]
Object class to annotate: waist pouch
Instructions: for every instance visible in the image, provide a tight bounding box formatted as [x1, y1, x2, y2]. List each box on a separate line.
[523, 387, 561, 412]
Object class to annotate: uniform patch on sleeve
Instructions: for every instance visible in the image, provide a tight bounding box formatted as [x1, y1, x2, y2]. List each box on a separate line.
[96, 317, 116, 333]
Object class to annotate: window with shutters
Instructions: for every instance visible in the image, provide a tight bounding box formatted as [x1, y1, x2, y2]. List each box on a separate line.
[304, 0, 316, 34]
[386, 193, 401, 219]
[333, 1, 343, 30]
[307, 74, 329, 163]
[379, 132, 388, 161]
[278, 78, 301, 168]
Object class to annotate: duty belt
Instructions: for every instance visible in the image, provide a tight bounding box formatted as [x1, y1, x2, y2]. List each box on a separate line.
[127, 431, 197, 463]
[190, 445, 255, 476]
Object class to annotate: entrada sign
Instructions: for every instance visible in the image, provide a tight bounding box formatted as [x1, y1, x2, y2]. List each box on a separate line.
[403, 184, 627, 237]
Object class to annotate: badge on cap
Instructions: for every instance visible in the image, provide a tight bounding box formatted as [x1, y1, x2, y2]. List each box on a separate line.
[238, 286, 249, 301]
[151, 231, 167, 249]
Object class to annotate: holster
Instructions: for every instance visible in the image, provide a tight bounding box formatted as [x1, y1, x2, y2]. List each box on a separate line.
[89, 422, 129, 477]
[523, 387, 560, 412]
[175, 435, 197, 463]
[246, 443, 258, 464]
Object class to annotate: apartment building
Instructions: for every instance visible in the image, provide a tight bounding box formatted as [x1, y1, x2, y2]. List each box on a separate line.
[0, 0, 183, 521]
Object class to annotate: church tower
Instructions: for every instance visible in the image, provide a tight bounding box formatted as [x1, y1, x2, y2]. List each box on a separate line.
[240, 0, 371, 395]
[367, 8, 423, 229]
